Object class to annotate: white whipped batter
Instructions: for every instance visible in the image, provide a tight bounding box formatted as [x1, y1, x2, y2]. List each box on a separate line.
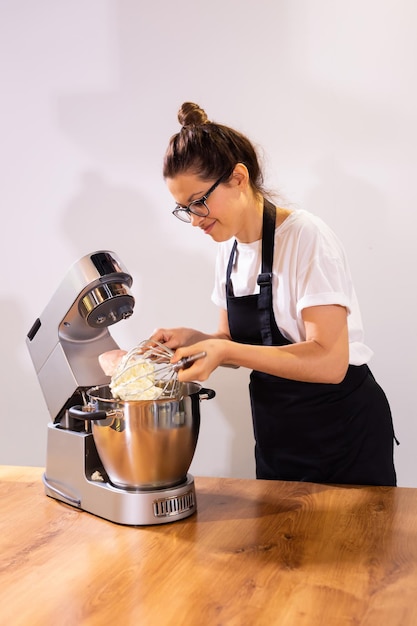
[109, 354, 163, 401]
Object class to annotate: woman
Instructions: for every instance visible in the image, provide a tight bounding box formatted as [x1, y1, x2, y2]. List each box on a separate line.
[151, 101, 397, 486]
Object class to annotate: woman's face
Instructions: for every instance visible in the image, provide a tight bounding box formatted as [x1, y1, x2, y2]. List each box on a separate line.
[166, 168, 255, 243]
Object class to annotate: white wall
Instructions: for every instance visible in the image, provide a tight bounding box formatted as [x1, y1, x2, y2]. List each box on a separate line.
[1, 0, 416, 485]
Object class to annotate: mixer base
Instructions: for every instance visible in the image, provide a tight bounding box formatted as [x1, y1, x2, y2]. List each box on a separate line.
[43, 423, 197, 526]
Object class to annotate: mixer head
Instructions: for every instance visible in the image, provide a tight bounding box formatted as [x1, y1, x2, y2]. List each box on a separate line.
[26, 251, 135, 423]
[56, 251, 135, 342]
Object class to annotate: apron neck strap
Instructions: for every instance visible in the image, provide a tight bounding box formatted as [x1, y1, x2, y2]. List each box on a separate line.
[226, 198, 276, 294]
[256, 198, 276, 345]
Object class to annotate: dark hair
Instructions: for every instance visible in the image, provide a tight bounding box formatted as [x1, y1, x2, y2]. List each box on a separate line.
[163, 102, 265, 195]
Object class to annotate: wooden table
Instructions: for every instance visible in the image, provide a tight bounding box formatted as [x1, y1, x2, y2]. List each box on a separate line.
[2, 466, 417, 626]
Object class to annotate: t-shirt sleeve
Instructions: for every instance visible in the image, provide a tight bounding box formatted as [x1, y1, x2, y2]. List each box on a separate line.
[294, 220, 355, 316]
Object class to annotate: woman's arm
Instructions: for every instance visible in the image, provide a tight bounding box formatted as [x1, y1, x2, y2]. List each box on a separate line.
[172, 304, 349, 385]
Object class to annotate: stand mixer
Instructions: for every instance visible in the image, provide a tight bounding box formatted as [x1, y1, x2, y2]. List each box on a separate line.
[26, 251, 203, 525]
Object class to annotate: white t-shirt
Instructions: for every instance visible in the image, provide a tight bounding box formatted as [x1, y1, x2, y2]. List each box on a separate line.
[211, 209, 373, 366]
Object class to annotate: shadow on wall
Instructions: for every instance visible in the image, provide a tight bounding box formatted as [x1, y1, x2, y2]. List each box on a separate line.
[59, 170, 216, 328]
[0, 298, 48, 465]
[303, 157, 395, 336]
[305, 157, 387, 252]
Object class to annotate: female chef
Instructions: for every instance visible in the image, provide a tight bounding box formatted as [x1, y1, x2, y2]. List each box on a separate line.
[150, 101, 397, 486]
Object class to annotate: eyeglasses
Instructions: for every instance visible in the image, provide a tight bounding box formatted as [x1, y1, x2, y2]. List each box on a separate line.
[172, 173, 227, 223]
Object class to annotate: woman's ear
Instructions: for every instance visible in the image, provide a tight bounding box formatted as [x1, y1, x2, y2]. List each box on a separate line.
[231, 163, 250, 188]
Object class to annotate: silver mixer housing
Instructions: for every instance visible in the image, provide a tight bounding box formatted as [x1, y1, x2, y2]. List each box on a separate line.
[26, 250, 197, 526]
[26, 250, 134, 423]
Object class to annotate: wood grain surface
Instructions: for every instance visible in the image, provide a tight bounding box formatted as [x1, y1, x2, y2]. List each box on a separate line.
[1, 466, 417, 626]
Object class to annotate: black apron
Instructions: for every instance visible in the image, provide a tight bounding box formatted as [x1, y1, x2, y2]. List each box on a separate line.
[226, 199, 397, 486]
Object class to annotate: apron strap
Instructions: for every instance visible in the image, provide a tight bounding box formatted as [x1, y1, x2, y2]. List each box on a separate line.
[226, 239, 238, 297]
[257, 199, 276, 346]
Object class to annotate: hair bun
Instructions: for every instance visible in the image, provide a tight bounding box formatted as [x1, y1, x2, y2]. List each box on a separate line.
[178, 102, 209, 127]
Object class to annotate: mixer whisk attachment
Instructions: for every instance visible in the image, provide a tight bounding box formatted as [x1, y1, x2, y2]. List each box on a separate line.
[109, 340, 206, 400]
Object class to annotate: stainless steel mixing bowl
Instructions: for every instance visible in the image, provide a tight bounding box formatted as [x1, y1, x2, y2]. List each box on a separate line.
[68, 383, 215, 490]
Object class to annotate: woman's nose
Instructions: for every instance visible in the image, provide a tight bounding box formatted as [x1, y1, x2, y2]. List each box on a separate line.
[190, 212, 205, 227]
